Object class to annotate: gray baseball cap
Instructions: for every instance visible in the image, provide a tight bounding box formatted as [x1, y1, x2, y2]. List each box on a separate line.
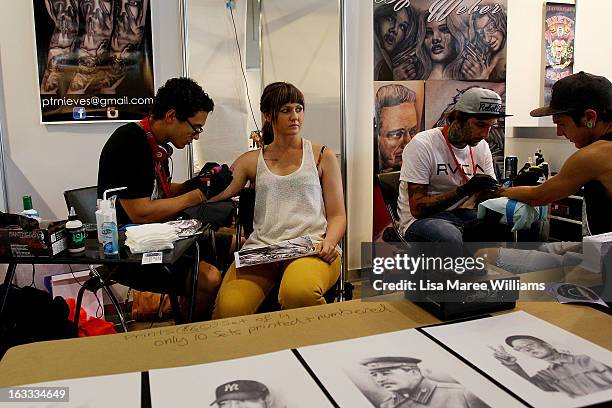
[455, 87, 511, 117]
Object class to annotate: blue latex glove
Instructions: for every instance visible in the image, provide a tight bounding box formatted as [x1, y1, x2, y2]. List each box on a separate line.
[478, 197, 547, 232]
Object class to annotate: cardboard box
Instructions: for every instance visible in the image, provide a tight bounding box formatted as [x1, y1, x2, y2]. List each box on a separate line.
[0, 220, 68, 258]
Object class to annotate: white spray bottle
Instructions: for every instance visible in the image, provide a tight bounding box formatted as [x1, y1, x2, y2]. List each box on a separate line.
[96, 187, 126, 255]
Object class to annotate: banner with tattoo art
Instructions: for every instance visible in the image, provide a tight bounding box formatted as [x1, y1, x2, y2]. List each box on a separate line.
[372, 0, 508, 242]
[543, 3, 575, 106]
[33, 0, 155, 123]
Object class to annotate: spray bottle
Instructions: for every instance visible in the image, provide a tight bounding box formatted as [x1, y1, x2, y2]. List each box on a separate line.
[96, 187, 126, 255]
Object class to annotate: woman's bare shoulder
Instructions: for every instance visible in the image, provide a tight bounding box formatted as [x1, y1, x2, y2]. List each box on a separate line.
[233, 149, 259, 168]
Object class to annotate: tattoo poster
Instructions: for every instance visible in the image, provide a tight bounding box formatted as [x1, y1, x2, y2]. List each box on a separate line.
[424, 311, 612, 407]
[543, 3, 576, 106]
[149, 350, 334, 407]
[33, 0, 155, 123]
[373, 81, 424, 243]
[372, 0, 508, 240]
[297, 328, 524, 408]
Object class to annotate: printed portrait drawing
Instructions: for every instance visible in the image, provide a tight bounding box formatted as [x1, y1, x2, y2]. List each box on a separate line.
[373, 3, 422, 81]
[39, 0, 152, 96]
[492, 335, 612, 398]
[416, 12, 467, 80]
[373, 1, 507, 82]
[374, 82, 424, 174]
[351, 356, 491, 408]
[236, 236, 316, 268]
[210, 379, 277, 408]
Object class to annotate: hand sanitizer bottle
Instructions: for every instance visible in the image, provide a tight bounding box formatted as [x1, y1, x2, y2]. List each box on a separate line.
[96, 187, 126, 255]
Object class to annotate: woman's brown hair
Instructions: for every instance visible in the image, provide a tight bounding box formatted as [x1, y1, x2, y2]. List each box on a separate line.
[260, 82, 305, 145]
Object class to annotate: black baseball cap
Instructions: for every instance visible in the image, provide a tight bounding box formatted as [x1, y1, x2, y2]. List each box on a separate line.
[531, 71, 612, 117]
[210, 380, 269, 406]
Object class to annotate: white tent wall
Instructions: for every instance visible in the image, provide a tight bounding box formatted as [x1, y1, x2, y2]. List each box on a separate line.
[261, 0, 341, 153]
[188, 0, 250, 170]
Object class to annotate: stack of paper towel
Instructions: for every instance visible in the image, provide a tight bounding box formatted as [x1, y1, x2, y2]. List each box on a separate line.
[125, 223, 180, 254]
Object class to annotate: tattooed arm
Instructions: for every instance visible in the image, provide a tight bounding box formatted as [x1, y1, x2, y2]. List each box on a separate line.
[408, 183, 466, 219]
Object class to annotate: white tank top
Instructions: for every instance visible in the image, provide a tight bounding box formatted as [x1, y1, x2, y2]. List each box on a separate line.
[242, 139, 328, 249]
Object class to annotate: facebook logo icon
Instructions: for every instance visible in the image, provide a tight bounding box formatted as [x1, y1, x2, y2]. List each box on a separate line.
[73, 107, 87, 120]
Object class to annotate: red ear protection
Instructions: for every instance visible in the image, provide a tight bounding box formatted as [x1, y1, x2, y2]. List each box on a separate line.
[140, 117, 173, 198]
[141, 117, 173, 163]
[146, 133, 173, 163]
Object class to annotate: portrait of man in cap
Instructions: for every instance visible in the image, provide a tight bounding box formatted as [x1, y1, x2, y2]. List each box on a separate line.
[360, 356, 489, 407]
[210, 380, 272, 408]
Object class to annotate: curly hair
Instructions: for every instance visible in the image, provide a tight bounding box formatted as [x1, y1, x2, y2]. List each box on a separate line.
[151, 77, 214, 121]
[416, 13, 467, 80]
[374, 3, 420, 57]
[469, 6, 507, 67]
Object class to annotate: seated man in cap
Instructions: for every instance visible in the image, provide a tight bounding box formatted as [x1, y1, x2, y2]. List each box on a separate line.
[361, 356, 488, 407]
[397, 87, 507, 243]
[500, 72, 612, 236]
[210, 380, 271, 408]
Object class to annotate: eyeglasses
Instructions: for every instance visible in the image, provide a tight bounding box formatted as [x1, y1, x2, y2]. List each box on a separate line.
[185, 118, 204, 136]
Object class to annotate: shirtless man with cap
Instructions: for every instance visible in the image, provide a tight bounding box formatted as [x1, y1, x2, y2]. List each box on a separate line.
[501, 72, 612, 235]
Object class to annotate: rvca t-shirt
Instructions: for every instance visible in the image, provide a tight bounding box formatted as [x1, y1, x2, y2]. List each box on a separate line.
[97, 122, 166, 225]
[397, 127, 496, 234]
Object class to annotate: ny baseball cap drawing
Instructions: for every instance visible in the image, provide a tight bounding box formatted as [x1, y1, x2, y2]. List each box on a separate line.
[531, 71, 612, 117]
[455, 87, 511, 118]
[210, 380, 270, 405]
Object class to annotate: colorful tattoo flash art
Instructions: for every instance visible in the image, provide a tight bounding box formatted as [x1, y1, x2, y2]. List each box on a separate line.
[543, 3, 576, 105]
[33, 0, 154, 122]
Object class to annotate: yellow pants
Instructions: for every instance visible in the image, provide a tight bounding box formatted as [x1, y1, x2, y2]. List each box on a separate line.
[213, 255, 341, 319]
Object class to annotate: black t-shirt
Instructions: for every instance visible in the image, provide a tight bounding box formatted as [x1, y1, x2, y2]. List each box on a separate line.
[97, 122, 161, 225]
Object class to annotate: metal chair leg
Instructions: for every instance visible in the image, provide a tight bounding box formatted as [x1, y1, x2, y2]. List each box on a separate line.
[73, 282, 89, 336]
[100, 284, 128, 333]
[88, 265, 128, 332]
[0, 263, 17, 321]
[189, 241, 200, 322]
[169, 293, 183, 324]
